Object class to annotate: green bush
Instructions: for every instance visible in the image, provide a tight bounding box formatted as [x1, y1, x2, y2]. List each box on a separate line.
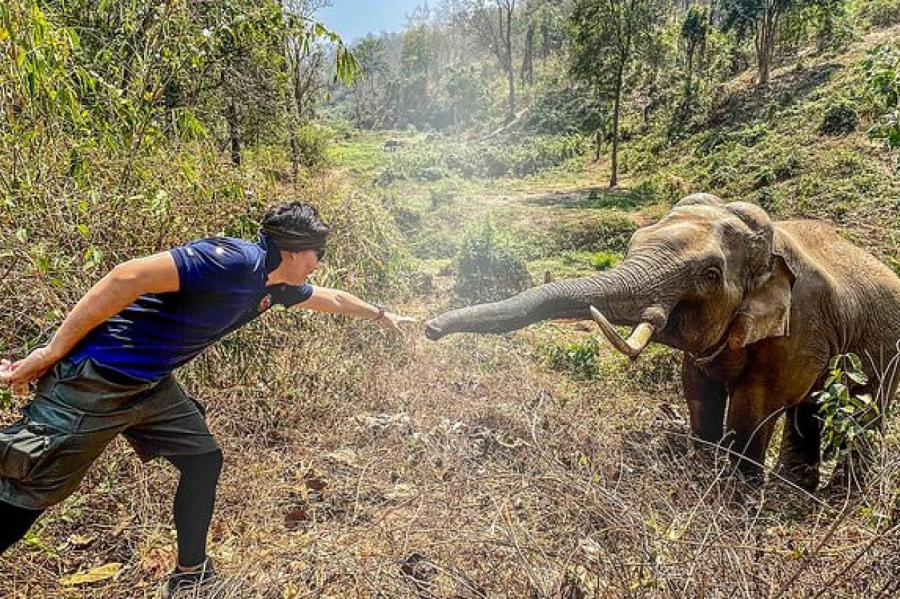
[862, 44, 900, 153]
[454, 221, 533, 303]
[813, 353, 881, 460]
[542, 337, 603, 380]
[553, 213, 638, 253]
[856, 0, 900, 27]
[819, 98, 860, 136]
[590, 250, 622, 270]
[293, 125, 331, 169]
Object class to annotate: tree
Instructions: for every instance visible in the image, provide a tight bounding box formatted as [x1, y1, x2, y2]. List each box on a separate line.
[570, 0, 663, 188]
[721, 0, 840, 87]
[681, 6, 708, 94]
[467, 0, 518, 123]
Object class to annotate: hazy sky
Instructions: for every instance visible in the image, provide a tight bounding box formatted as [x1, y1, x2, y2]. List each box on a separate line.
[318, 1, 425, 42]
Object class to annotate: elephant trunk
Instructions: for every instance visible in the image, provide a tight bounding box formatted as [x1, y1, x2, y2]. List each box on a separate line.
[425, 258, 672, 346]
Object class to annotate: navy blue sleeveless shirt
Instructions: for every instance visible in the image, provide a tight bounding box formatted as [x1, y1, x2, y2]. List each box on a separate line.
[67, 235, 313, 381]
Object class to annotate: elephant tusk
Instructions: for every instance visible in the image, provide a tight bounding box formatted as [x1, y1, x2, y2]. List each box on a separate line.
[589, 306, 655, 359]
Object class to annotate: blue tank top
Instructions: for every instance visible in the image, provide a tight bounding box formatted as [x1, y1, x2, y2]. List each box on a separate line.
[67, 235, 313, 381]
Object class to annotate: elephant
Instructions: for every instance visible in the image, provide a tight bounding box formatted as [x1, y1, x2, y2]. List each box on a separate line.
[425, 193, 900, 490]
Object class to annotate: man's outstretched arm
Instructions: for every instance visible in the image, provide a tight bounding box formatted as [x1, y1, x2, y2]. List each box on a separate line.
[299, 286, 415, 333]
[0, 253, 179, 392]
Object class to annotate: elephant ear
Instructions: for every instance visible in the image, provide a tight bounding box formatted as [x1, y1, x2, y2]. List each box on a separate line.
[727, 254, 796, 349]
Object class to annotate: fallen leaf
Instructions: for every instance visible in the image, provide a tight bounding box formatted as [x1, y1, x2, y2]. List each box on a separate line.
[60, 562, 123, 586]
[67, 534, 95, 549]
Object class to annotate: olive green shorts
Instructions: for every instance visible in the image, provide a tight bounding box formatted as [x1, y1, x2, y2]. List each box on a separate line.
[0, 359, 220, 510]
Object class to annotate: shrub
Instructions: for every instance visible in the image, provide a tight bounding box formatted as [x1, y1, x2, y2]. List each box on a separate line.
[590, 251, 622, 270]
[856, 0, 900, 27]
[454, 221, 533, 303]
[429, 180, 458, 208]
[862, 44, 900, 153]
[813, 353, 881, 460]
[819, 98, 860, 136]
[293, 125, 331, 168]
[554, 213, 637, 253]
[542, 337, 602, 380]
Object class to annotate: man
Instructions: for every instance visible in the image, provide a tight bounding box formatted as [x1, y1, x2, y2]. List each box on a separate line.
[0, 201, 413, 596]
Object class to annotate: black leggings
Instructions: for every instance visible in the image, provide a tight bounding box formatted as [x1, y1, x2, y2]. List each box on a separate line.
[0, 450, 223, 566]
[0, 502, 43, 554]
[168, 450, 223, 568]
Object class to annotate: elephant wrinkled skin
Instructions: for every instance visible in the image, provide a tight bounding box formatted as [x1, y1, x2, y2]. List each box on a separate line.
[425, 193, 900, 490]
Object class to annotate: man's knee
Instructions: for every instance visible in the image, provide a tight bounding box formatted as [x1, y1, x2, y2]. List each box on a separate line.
[167, 450, 223, 485]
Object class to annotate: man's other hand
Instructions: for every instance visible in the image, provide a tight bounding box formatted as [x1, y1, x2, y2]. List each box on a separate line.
[0, 348, 57, 395]
[377, 312, 417, 335]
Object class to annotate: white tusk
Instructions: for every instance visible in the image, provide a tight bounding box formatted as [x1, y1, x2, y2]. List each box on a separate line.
[589, 306, 655, 359]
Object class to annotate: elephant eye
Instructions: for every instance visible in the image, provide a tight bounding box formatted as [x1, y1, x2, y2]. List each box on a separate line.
[702, 267, 721, 283]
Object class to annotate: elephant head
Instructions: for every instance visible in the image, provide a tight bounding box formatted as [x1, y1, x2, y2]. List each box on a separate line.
[425, 193, 796, 360]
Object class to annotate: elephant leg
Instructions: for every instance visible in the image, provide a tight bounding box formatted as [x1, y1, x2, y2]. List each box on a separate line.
[774, 400, 821, 492]
[724, 383, 780, 486]
[682, 357, 727, 445]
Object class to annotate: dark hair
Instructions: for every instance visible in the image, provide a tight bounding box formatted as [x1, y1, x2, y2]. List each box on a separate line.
[260, 201, 331, 252]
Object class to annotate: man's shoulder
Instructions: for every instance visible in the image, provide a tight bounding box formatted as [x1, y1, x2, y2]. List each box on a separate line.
[171, 237, 264, 290]
[180, 237, 261, 265]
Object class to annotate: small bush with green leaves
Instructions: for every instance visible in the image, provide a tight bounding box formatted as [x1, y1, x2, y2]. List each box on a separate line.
[553, 213, 637, 254]
[454, 221, 532, 303]
[862, 44, 900, 155]
[856, 0, 900, 27]
[819, 98, 860, 136]
[813, 353, 881, 460]
[542, 337, 603, 380]
[590, 250, 622, 270]
[293, 125, 332, 169]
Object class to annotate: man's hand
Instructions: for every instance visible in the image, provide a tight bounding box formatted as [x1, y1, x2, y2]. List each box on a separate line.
[376, 312, 417, 334]
[0, 347, 57, 396]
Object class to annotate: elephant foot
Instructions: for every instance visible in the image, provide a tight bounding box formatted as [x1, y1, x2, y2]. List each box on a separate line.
[773, 461, 820, 493]
[733, 462, 765, 488]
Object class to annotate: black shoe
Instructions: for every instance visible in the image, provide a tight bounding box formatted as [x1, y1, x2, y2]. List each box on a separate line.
[160, 558, 217, 599]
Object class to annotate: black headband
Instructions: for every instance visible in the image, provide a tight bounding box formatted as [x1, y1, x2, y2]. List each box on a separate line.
[261, 223, 328, 252]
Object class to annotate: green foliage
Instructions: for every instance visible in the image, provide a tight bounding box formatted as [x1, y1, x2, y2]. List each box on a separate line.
[454, 221, 533, 303]
[855, 0, 900, 27]
[590, 250, 623, 270]
[553, 213, 638, 253]
[813, 353, 881, 460]
[819, 98, 859, 135]
[385, 135, 585, 181]
[862, 43, 900, 156]
[293, 124, 331, 169]
[543, 337, 603, 379]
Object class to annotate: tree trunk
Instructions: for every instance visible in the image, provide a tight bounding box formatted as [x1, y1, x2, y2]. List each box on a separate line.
[290, 132, 299, 183]
[686, 45, 694, 94]
[757, 5, 776, 87]
[504, 6, 515, 122]
[610, 64, 623, 189]
[541, 14, 549, 59]
[226, 98, 241, 166]
[521, 24, 534, 86]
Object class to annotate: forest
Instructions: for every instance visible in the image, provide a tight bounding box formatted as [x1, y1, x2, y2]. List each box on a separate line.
[1, 0, 899, 596]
